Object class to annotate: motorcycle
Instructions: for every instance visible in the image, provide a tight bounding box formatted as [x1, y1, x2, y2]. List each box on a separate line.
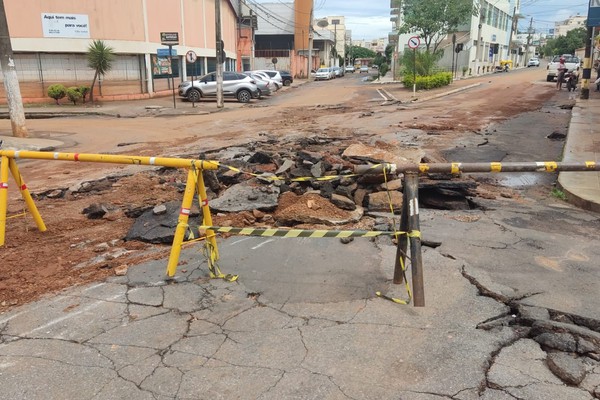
[563, 69, 578, 92]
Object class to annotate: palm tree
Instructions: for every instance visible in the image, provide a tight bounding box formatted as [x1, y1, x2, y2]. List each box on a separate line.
[87, 40, 115, 103]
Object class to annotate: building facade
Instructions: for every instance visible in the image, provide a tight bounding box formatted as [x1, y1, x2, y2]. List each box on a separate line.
[0, 0, 240, 102]
[554, 15, 586, 37]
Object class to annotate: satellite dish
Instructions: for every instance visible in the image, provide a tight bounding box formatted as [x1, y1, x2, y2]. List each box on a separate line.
[317, 19, 329, 28]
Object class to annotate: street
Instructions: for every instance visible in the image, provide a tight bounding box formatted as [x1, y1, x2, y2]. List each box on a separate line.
[1, 67, 599, 399]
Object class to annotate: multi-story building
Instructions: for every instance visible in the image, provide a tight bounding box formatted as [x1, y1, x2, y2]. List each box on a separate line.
[312, 16, 346, 67]
[0, 0, 241, 102]
[391, 0, 514, 77]
[554, 14, 586, 37]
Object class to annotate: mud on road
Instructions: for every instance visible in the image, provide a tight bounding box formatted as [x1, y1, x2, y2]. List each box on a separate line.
[0, 68, 574, 311]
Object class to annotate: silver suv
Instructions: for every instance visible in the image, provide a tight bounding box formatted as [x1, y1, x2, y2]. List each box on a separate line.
[178, 72, 259, 103]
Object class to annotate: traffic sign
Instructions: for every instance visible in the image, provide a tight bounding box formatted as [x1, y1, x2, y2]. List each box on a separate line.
[160, 32, 179, 46]
[408, 36, 420, 49]
[186, 50, 197, 63]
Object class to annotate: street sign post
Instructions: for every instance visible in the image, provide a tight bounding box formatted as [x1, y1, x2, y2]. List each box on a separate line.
[186, 51, 198, 107]
[160, 32, 179, 109]
[408, 36, 420, 97]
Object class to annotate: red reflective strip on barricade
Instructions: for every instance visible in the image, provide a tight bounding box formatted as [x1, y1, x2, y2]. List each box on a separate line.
[74, 153, 80, 161]
[21, 184, 27, 190]
[180, 208, 191, 216]
[0, 182, 8, 189]
[201, 199, 209, 206]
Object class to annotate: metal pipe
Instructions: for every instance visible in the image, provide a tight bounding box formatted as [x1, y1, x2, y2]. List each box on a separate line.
[354, 161, 600, 175]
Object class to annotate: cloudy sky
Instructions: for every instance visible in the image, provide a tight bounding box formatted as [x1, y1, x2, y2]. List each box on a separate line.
[253, 1, 590, 40]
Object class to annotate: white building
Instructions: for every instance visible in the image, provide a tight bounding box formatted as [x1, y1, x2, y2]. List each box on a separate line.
[390, 0, 516, 77]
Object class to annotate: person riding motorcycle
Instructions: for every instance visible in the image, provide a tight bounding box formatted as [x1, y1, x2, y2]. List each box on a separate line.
[557, 56, 567, 90]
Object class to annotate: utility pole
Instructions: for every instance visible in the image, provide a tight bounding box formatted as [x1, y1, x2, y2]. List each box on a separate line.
[580, 26, 594, 99]
[0, 0, 28, 138]
[524, 17, 533, 64]
[475, 3, 484, 74]
[215, 0, 224, 108]
[307, 7, 313, 80]
[507, 6, 517, 65]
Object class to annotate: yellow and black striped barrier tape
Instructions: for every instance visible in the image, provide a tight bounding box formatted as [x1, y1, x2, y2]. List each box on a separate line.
[217, 162, 389, 183]
[199, 226, 421, 239]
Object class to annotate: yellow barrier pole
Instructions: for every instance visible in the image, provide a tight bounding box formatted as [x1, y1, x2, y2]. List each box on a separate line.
[166, 169, 197, 277]
[196, 169, 219, 260]
[8, 159, 46, 233]
[0, 156, 9, 246]
[0, 150, 219, 170]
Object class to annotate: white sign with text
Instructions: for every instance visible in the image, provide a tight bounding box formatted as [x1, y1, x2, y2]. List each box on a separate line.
[42, 13, 90, 38]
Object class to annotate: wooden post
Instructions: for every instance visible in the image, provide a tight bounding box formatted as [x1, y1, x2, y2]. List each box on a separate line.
[405, 172, 425, 307]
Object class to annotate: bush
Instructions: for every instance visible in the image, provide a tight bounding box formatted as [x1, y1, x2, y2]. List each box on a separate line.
[378, 62, 389, 79]
[66, 87, 83, 105]
[47, 84, 67, 105]
[403, 72, 453, 90]
[78, 86, 90, 103]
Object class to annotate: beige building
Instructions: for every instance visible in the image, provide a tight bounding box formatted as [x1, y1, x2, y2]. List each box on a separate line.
[554, 14, 586, 37]
[0, 0, 239, 102]
[315, 16, 346, 66]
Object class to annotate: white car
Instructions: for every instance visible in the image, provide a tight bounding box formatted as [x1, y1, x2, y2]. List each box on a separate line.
[253, 70, 283, 87]
[527, 58, 540, 67]
[315, 67, 333, 80]
[344, 65, 355, 73]
[546, 55, 580, 82]
[245, 71, 281, 90]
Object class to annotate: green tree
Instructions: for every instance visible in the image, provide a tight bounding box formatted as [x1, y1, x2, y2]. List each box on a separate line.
[87, 39, 115, 103]
[400, 0, 476, 53]
[47, 84, 67, 105]
[384, 44, 394, 63]
[347, 45, 376, 64]
[541, 27, 586, 57]
[66, 87, 83, 105]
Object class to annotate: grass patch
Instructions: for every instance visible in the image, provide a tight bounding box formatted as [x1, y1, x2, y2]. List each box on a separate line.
[551, 188, 567, 200]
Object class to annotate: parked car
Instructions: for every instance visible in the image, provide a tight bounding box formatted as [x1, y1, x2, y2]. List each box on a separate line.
[332, 66, 344, 77]
[546, 54, 580, 82]
[245, 71, 281, 90]
[279, 71, 293, 86]
[527, 58, 540, 67]
[178, 71, 259, 103]
[344, 65, 355, 73]
[315, 67, 333, 80]
[243, 72, 273, 98]
[359, 66, 369, 73]
[253, 70, 283, 87]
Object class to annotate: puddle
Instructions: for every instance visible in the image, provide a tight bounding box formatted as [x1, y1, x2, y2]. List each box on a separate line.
[498, 173, 551, 188]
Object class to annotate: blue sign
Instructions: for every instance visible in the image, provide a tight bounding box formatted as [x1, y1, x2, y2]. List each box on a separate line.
[489, 47, 494, 59]
[157, 48, 177, 57]
[589, 0, 600, 27]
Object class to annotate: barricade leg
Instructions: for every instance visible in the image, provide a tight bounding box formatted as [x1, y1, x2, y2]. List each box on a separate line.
[196, 170, 219, 260]
[0, 156, 8, 246]
[166, 169, 197, 277]
[405, 173, 425, 307]
[8, 158, 46, 232]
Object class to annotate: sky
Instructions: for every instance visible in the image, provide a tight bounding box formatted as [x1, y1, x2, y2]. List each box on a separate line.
[253, 0, 590, 41]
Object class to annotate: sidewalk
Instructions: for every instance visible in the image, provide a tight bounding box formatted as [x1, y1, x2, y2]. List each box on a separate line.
[558, 88, 600, 212]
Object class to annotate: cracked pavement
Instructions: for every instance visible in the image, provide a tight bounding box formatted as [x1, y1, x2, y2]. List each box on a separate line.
[1, 194, 599, 399]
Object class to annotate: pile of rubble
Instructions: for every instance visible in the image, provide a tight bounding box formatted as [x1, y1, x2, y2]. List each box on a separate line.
[118, 137, 482, 243]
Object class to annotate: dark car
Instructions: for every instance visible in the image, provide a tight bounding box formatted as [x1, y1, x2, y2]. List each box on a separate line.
[279, 71, 293, 86]
[178, 71, 259, 103]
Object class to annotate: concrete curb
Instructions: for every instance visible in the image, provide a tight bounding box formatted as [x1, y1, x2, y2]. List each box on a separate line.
[407, 82, 482, 103]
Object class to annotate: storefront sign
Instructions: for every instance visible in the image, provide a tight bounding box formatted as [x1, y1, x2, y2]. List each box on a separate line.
[42, 13, 90, 38]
